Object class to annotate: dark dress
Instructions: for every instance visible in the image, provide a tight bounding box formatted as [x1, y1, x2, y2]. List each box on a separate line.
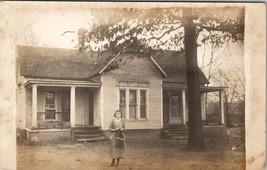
[109, 118, 126, 159]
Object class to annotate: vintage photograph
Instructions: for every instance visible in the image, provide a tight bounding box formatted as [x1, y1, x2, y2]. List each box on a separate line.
[0, 2, 265, 170]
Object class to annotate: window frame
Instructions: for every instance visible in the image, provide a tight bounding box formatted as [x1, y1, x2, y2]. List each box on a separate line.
[119, 89, 126, 118]
[139, 90, 147, 120]
[129, 89, 137, 120]
[45, 91, 56, 120]
[119, 87, 148, 121]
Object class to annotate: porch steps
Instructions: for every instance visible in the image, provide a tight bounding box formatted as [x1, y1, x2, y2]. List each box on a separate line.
[162, 125, 188, 140]
[71, 126, 107, 142]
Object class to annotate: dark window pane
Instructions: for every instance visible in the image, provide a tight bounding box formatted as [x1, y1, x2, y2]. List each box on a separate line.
[140, 90, 146, 104]
[45, 110, 55, 119]
[120, 90, 126, 104]
[120, 105, 125, 118]
[129, 90, 136, 104]
[129, 105, 136, 119]
[45, 92, 54, 104]
[45, 91, 55, 119]
[140, 105, 146, 118]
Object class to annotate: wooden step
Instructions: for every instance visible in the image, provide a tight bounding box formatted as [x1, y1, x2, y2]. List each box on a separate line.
[162, 125, 188, 140]
[72, 126, 101, 132]
[75, 133, 104, 138]
[76, 136, 106, 142]
[172, 136, 188, 140]
[71, 126, 106, 142]
[166, 132, 188, 136]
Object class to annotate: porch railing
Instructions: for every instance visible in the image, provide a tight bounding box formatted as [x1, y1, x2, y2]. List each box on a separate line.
[205, 114, 221, 125]
[37, 112, 70, 128]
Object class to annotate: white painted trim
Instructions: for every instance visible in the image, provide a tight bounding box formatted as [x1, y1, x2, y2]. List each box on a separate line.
[137, 89, 140, 120]
[22, 86, 26, 129]
[32, 85, 38, 128]
[100, 75, 104, 129]
[24, 78, 102, 87]
[182, 90, 187, 125]
[125, 89, 130, 120]
[220, 91, 225, 124]
[118, 86, 149, 121]
[201, 93, 206, 121]
[70, 86, 76, 127]
[146, 88, 149, 121]
[99, 53, 121, 74]
[25, 127, 70, 133]
[150, 57, 168, 77]
[24, 81, 102, 88]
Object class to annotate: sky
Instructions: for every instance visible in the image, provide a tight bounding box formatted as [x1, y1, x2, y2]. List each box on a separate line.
[14, 2, 244, 89]
[15, 5, 93, 48]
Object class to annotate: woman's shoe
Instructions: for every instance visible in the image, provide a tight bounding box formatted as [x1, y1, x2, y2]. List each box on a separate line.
[109, 163, 115, 167]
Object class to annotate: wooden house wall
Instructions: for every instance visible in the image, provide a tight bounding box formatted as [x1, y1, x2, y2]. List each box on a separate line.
[25, 87, 32, 128]
[16, 86, 26, 129]
[93, 89, 101, 126]
[75, 88, 90, 126]
[101, 57, 163, 130]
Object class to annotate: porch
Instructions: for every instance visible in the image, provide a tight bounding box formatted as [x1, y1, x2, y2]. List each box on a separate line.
[23, 79, 103, 142]
[162, 85, 226, 127]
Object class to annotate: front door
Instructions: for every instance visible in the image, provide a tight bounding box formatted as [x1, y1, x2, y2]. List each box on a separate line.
[62, 90, 70, 122]
[163, 90, 183, 125]
[88, 90, 94, 125]
[168, 93, 182, 124]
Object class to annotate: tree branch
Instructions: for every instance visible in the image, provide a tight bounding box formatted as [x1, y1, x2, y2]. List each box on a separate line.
[147, 24, 182, 41]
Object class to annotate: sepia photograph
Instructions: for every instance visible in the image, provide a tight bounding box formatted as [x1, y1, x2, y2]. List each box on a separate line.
[0, 2, 265, 170]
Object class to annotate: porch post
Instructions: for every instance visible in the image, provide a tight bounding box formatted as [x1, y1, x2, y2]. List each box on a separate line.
[201, 93, 206, 121]
[32, 84, 38, 128]
[220, 90, 225, 124]
[70, 86, 76, 127]
[182, 90, 187, 125]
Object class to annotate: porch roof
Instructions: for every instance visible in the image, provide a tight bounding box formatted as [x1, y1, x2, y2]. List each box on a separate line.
[163, 83, 225, 92]
[23, 78, 102, 88]
[17, 45, 111, 80]
[200, 86, 226, 92]
[151, 51, 209, 85]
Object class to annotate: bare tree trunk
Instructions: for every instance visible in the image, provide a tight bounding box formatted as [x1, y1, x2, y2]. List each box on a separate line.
[183, 8, 206, 151]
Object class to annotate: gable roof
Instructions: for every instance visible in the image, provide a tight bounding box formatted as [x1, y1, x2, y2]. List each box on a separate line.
[151, 51, 209, 85]
[17, 45, 111, 80]
[17, 45, 209, 84]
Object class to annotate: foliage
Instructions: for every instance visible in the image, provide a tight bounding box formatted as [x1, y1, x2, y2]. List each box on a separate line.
[78, 6, 245, 151]
[79, 7, 244, 57]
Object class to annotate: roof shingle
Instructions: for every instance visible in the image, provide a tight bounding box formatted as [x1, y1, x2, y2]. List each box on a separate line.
[17, 45, 209, 84]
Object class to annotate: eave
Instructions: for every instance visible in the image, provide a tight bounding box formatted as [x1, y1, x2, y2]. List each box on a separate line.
[23, 78, 102, 88]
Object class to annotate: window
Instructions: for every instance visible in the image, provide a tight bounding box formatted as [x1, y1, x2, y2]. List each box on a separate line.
[119, 89, 147, 120]
[119, 90, 126, 118]
[45, 91, 55, 119]
[129, 90, 137, 119]
[140, 90, 147, 119]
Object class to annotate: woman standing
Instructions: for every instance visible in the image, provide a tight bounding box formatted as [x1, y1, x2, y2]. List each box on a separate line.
[109, 110, 126, 167]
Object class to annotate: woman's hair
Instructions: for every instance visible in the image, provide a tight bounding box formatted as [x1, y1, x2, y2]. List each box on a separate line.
[114, 110, 121, 117]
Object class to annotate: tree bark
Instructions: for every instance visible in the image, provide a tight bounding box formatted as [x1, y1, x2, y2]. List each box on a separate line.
[183, 8, 206, 151]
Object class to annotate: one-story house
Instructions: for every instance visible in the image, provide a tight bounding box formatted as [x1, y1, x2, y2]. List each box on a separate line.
[16, 45, 225, 142]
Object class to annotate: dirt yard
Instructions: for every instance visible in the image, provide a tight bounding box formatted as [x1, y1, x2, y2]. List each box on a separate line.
[17, 135, 245, 170]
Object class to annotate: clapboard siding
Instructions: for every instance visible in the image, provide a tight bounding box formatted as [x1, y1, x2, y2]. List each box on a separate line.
[25, 87, 32, 128]
[108, 57, 161, 80]
[74, 87, 92, 126]
[37, 89, 45, 121]
[93, 89, 101, 126]
[16, 86, 26, 129]
[101, 57, 162, 130]
[102, 76, 118, 130]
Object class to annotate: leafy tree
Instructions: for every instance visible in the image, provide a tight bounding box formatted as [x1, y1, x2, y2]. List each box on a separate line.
[79, 6, 244, 151]
[198, 28, 245, 127]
